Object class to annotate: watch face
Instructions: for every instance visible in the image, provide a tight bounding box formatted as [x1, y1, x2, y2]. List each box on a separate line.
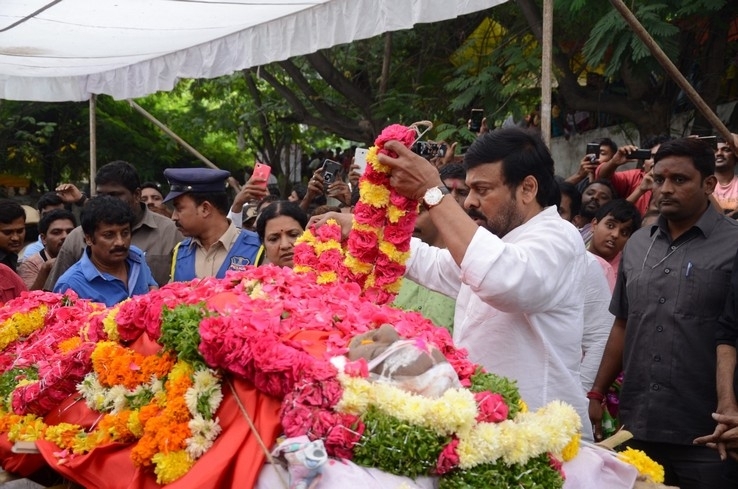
[424, 186, 444, 206]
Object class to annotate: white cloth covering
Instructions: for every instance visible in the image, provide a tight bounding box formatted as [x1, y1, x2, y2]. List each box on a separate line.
[255, 444, 637, 489]
[406, 206, 593, 440]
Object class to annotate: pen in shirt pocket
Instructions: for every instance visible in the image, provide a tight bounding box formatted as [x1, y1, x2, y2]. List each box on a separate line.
[686, 262, 692, 277]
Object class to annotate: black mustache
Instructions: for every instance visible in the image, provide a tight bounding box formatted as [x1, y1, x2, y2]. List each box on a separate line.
[110, 247, 128, 254]
[467, 209, 486, 220]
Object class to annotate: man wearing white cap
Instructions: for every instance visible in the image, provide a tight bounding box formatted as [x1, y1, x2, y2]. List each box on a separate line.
[165, 168, 261, 281]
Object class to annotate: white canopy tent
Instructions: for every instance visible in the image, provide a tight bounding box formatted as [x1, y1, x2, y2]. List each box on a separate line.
[0, 0, 506, 102]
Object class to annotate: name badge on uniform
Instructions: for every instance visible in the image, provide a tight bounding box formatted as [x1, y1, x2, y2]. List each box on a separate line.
[229, 256, 251, 271]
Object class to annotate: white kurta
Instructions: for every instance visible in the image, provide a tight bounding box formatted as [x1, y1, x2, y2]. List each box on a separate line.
[406, 206, 593, 440]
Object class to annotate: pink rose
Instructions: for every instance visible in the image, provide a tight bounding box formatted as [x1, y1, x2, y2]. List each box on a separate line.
[316, 222, 343, 242]
[474, 391, 509, 423]
[374, 124, 415, 149]
[344, 358, 369, 378]
[435, 438, 460, 475]
[382, 223, 412, 248]
[353, 202, 386, 228]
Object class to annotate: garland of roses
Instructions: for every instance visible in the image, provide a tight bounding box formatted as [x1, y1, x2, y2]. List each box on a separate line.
[0, 291, 107, 417]
[294, 123, 420, 305]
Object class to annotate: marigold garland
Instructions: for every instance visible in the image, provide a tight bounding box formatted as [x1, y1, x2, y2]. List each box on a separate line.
[294, 124, 420, 305]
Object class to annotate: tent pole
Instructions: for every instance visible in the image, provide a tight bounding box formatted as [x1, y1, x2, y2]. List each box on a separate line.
[89, 95, 97, 196]
[609, 0, 735, 149]
[127, 99, 241, 191]
[540, 0, 553, 148]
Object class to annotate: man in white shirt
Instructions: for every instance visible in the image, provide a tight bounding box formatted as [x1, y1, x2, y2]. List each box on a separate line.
[380, 127, 592, 439]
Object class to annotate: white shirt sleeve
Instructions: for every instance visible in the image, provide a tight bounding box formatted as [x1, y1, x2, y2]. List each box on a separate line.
[405, 237, 463, 298]
[227, 209, 243, 229]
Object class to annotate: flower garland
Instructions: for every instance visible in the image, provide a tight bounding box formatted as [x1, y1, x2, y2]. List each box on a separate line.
[617, 447, 665, 484]
[56, 341, 224, 484]
[0, 291, 107, 417]
[294, 124, 420, 305]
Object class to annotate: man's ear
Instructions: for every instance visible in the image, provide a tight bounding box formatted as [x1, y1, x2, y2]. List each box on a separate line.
[703, 174, 717, 195]
[199, 200, 213, 217]
[519, 175, 539, 205]
[83, 233, 93, 247]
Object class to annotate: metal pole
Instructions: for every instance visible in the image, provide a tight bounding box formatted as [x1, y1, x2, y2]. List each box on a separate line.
[540, 0, 553, 148]
[89, 95, 97, 196]
[127, 99, 241, 191]
[609, 0, 735, 150]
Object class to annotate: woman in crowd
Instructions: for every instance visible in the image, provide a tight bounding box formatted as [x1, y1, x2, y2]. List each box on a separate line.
[255, 201, 308, 268]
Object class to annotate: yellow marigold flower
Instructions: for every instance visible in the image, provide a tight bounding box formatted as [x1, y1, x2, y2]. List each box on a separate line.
[317, 271, 338, 284]
[518, 399, 528, 414]
[386, 205, 406, 224]
[169, 361, 195, 383]
[103, 305, 121, 341]
[293, 265, 313, 274]
[0, 323, 18, 350]
[152, 450, 195, 484]
[352, 222, 379, 235]
[560, 433, 581, 461]
[345, 254, 374, 275]
[379, 241, 410, 263]
[71, 432, 102, 454]
[384, 279, 403, 294]
[314, 240, 342, 254]
[359, 181, 391, 207]
[127, 410, 143, 437]
[295, 229, 316, 245]
[8, 415, 46, 442]
[367, 146, 390, 174]
[618, 448, 665, 484]
[14, 306, 48, 336]
[45, 423, 83, 450]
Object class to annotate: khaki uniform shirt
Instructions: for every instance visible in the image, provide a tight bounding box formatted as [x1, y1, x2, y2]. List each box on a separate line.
[193, 222, 240, 278]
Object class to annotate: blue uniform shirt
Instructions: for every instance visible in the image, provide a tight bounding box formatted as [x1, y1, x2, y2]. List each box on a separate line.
[53, 245, 157, 306]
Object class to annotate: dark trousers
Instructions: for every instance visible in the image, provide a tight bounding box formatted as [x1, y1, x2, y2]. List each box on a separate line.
[627, 440, 738, 489]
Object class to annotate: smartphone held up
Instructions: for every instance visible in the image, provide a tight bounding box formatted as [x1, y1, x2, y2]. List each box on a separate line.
[469, 109, 484, 133]
[252, 163, 271, 187]
[322, 159, 343, 188]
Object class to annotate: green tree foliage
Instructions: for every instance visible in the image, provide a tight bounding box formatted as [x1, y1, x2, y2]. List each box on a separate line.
[2, 1, 737, 190]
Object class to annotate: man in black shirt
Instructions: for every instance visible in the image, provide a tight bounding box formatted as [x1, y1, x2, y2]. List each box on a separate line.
[589, 138, 738, 488]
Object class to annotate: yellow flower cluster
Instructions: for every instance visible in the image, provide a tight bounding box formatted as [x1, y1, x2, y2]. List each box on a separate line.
[7, 414, 46, 442]
[617, 447, 665, 483]
[456, 400, 581, 468]
[152, 450, 194, 484]
[0, 305, 48, 349]
[293, 219, 344, 283]
[102, 305, 122, 341]
[337, 375, 477, 436]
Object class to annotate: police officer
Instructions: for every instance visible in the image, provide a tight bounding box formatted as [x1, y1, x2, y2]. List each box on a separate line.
[165, 168, 261, 281]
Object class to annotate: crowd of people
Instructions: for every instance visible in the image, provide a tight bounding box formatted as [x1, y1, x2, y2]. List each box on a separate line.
[1, 127, 738, 487]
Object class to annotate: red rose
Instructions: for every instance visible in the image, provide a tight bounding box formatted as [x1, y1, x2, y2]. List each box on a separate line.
[347, 230, 379, 262]
[372, 254, 406, 287]
[435, 438, 460, 475]
[474, 391, 509, 423]
[382, 223, 413, 248]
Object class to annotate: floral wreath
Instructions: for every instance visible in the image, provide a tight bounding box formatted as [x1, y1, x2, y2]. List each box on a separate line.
[0, 123, 666, 488]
